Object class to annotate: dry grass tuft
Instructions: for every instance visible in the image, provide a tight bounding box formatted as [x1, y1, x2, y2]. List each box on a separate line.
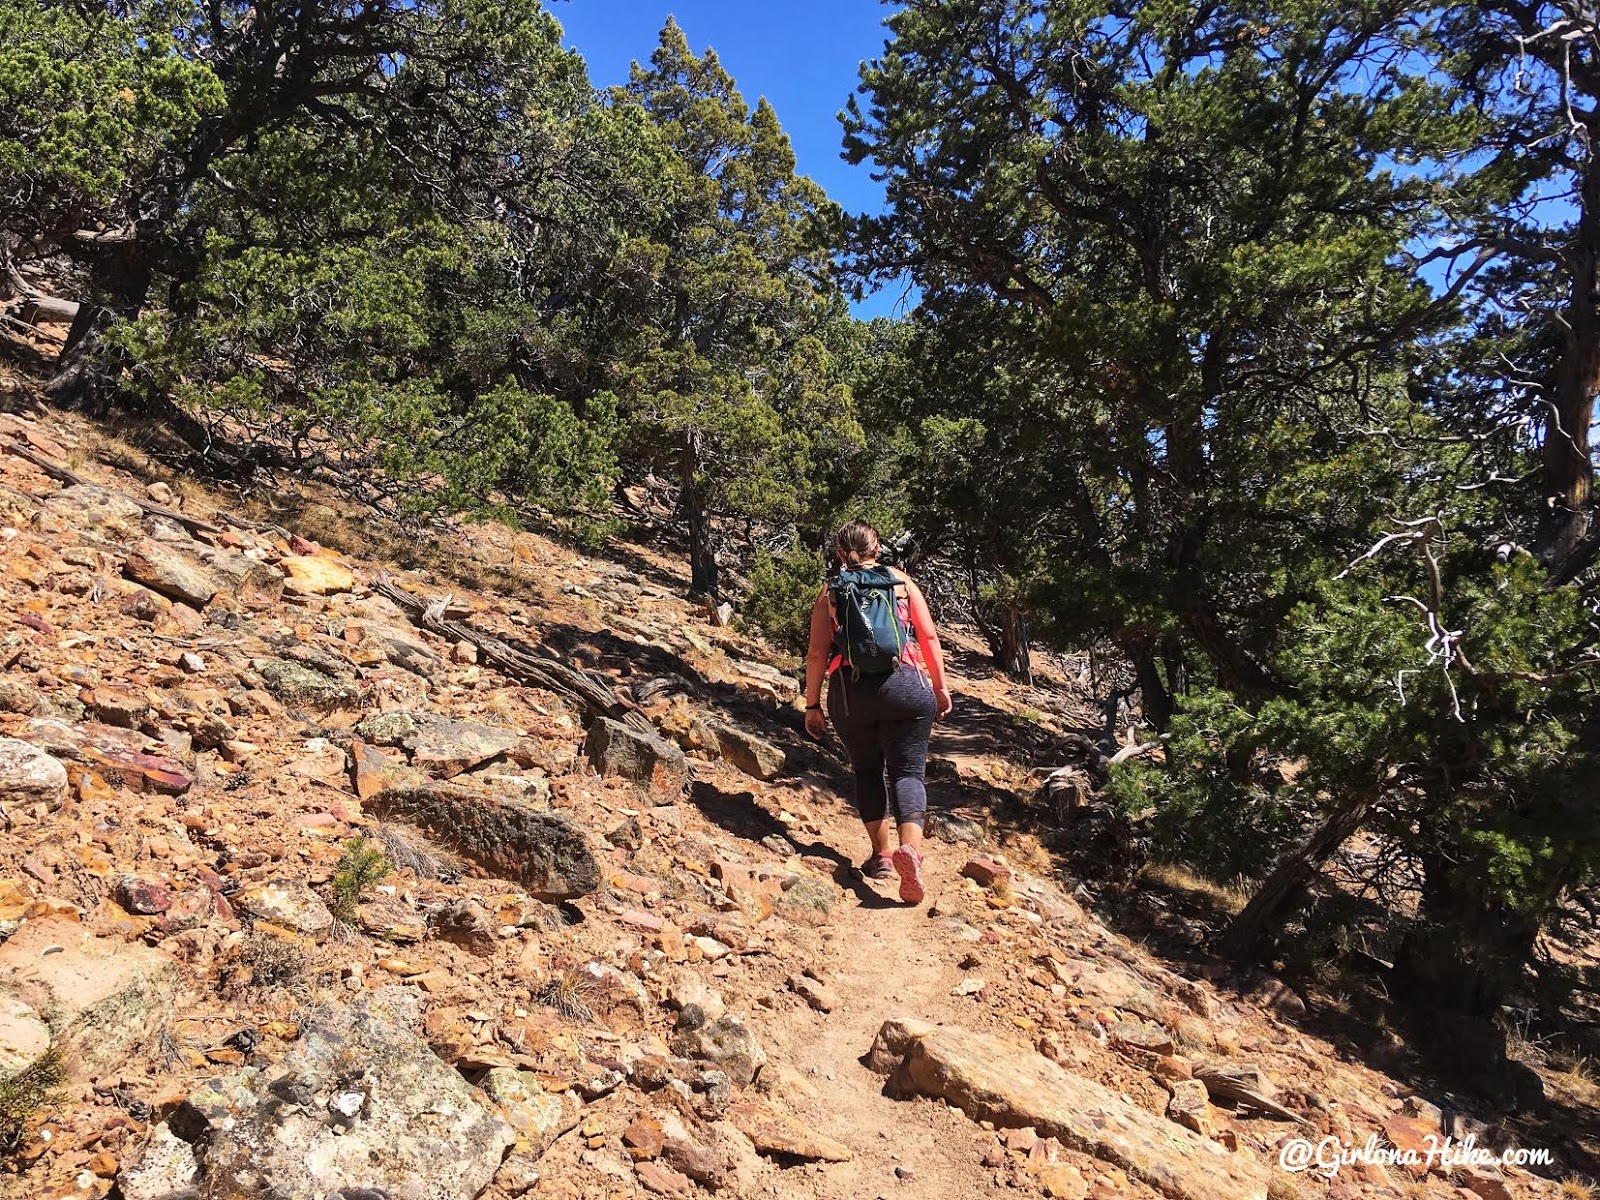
[1139, 862, 1252, 915]
[0, 1043, 64, 1156]
[373, 822, 461, 882]
[536, 966, 597, 1023]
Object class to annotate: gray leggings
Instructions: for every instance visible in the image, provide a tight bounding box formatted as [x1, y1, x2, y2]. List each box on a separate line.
[826, 663, 935, 827]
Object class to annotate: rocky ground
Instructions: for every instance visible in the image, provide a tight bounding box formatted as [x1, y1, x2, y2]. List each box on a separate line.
[0, 395, 1589, 1200]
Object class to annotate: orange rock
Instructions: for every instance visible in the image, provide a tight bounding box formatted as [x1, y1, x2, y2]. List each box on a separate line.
[0, 878, 32, 921]
[1384, 1113, 1442, 1176]
[76, 771, 116, 803]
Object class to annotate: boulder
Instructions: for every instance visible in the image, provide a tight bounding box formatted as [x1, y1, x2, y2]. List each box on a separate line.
[355, 710, 420, 747]
[0, 989, 50, 1083]
[253, 657, 359, 711]
[119, 1123, 200, 1200]
[280, 553, 356, 595]
[1166, 1079, 1213, 1136]
[959, 857, 1012, 887]
[124, 537, 217, 606]
[114, 875, 174, 915]
[0, 737, 68, 807]
[366, 784, 599, 901]
[481, 1067, 583, 1158]
[671, 1013, 766, 1087]
[0, 918, 177, 1084]
[128, 988, 514, 1200]
[865, 1017, 938, 1073]
[204, 550, 285, 609]
[404, 716, 520, 778]
[232, 879, 334, 935]
[24, 718, 191, 794]
[726, 1098, 851, 1162]
[871, 1020, 1268, 1200]
[696, 719, 786, 781]
[351, 739, 427, 801]
[776, 876, 835, 927]
[45, 484, 145, 541]
[584, 717, 690, 795]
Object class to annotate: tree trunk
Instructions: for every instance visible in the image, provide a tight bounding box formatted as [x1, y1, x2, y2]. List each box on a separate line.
[1217, 790, 1371, 960]
[982, 603, 1033, 683]
[679, 429, 719, 599]
[1123, 640, 1173, 731]
[1544, 116, 1600, 563]
[999, 605, 1032, 683]
[1182, 604, 1286, 700]
[45, 247, 150, 412]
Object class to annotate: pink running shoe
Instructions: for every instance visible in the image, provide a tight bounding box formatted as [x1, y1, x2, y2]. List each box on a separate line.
[891, 845, 925, 905]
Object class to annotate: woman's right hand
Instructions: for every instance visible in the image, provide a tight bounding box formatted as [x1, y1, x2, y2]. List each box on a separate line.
[934, 687, 953, 720]
[805, 708, 827, 740]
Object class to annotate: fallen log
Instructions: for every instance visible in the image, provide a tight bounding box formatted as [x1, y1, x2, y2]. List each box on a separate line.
[19, 294, 78, 325]
[1194, 1063, 1310, 1125]
[4, 439, 223, 537]
[373, 575, 654, 734]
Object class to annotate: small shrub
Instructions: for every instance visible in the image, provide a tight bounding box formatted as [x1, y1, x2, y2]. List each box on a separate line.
[374, 823, 460, 882]
[536, 966, 597, 1022]
[0, 1044, 64, 1156]
[235, 930, 307, 993]
[329, 837, 391, 924]
[738, 545, 825, 656]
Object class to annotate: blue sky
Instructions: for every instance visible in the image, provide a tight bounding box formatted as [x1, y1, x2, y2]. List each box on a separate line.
[551, 0, 913, 318]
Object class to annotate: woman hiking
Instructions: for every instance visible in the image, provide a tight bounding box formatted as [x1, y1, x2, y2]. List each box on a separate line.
[802, 521, 953, 904]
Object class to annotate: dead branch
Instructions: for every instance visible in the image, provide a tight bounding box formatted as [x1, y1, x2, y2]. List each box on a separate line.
[372, 574, 654, 734]
[3, 439, 223, 537]
[1194, 1064, 1311, 1125]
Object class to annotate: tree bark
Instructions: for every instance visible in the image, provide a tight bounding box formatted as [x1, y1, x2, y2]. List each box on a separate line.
[679, 429, 719, 599]
[1217, 790, 1371, 960]
[1543, 114, 1600, 562]
[978, 603, 1033, 683]
[45, 246, 151, 412]
[1123, 639, 1173, 731]
[997, 604, 1033, 684]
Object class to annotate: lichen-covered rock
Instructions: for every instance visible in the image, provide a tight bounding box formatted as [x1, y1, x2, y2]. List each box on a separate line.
[0, 737, 68, 807]
[481, 1067, 583, 1157]
[253, 657, 359, 711]
[775, 876, 835, 927]
[124, 537, 218, 606]
[583, 717, 689, 794]
[130, 988, 514, 1200]
[366, 784, 599, 901]
[670, 1012, 766, 1087]
[232, 879, 334, 934]
[45, 484, 145, 541]
[403, 715, 519, 777]
[0, 918, 177, 1084]
[355, 711, 420, 747]
[119, 1123, 200, 1200]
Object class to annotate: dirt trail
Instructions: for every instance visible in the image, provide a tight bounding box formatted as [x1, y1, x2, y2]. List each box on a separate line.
[750, 730, 1001, 1200]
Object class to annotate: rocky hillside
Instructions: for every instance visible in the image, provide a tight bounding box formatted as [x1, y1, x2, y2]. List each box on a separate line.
[0, 399, 1581, 1200]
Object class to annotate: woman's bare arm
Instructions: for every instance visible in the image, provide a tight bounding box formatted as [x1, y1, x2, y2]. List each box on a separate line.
[898, 573, 949, 695]
[803, 587, 833, 708]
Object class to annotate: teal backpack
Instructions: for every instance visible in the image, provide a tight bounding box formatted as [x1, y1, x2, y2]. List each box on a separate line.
[830, 565, 911, 678]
